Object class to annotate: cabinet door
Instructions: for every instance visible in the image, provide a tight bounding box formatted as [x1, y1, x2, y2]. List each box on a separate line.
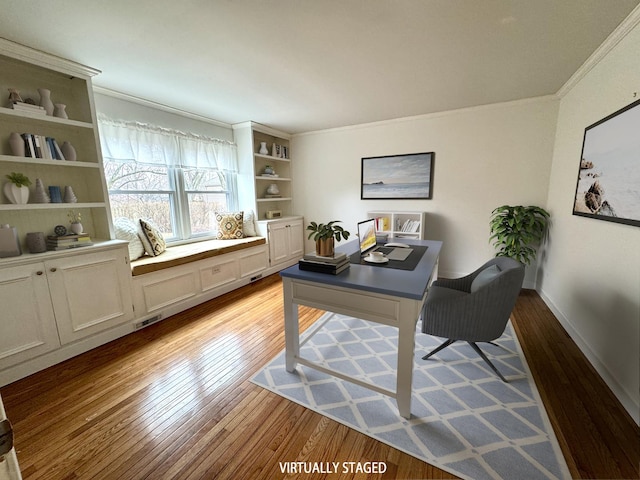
[268, 221, 290, 265]
[46, 248, 134, 344]
[0, 263, 60, 370]
[287, 219, 304, 259]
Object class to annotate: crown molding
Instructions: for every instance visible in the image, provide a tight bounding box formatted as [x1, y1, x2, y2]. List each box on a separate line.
[93, 86, 232, 129]
[556, 5, 640, 98]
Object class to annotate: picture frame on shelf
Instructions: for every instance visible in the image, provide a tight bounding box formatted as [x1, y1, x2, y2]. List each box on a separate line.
[361, 152, 434, 199]
[572, 98, 640, 227]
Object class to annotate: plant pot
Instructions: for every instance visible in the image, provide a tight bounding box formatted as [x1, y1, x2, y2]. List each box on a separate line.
[70, 222, 83, 234]
[315, 238, 335, 257]
[3, 183, 29, 204]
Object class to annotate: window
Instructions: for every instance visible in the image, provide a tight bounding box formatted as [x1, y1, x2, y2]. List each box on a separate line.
[99, 116, 238, 242]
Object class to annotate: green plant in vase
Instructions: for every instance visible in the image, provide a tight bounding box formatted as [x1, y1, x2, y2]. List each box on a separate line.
[489, 205, 550, 265]
[3, 172, 31, 204]
[306, 220, 350, 257]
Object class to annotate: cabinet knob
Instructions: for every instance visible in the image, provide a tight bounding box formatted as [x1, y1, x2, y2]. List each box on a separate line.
[50, 267, 57, 273]
[36, 270, 44, 275]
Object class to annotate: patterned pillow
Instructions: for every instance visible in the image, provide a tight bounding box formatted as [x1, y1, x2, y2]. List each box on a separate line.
[138, 218, 166, 257]
[113, 217, 145, 260]
[215, 211, 244, 239]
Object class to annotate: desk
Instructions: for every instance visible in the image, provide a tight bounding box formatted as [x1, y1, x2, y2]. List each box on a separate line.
[280, 239, 441, 418]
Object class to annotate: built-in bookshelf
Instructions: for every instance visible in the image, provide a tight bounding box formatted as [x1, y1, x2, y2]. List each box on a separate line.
[367, 210, 426, 240]
[0, 38, 113, 252]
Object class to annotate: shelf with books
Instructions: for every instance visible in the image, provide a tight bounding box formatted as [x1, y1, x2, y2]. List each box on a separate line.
[367, 210, 426, 240]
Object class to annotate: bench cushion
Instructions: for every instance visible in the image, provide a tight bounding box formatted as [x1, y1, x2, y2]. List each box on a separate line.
[131, 237, 266, 276]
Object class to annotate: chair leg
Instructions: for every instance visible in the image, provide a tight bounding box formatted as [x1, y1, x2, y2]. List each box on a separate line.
[468, 342, 508, 382]
[422, 339, 456, 360]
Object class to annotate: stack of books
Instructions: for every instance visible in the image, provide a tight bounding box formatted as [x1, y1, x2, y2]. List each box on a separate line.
[20, 133, 66, 160]
[47, 233, 94, 251]
[10, 101, 47, 116]
[298, 251, 350, 275]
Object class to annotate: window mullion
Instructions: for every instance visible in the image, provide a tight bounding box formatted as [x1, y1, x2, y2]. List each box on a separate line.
[171, 168, 191, 239]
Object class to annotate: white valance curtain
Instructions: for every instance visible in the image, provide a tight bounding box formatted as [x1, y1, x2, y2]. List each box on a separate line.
[97, 114, 238, 172]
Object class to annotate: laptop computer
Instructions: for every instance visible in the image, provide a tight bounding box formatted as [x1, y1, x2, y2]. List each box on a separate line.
[357, 218, 413, 261]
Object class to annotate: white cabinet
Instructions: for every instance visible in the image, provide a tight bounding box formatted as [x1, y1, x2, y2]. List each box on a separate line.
[233, 121, 294, 221]
[260, 216, 304, 268]
[367, 211, 426, 240]
[0, 242, 133, 375]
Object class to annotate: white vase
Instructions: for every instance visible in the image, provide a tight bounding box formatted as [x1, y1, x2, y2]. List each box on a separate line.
[259, 142, 269, 155]
[38, 88, 54, 116]
[266, 183, 280, 195]
[34, 178, 50, 203]
[61, 141, 77, 161]
[53, 103, 68, 119]
[70, 222, 83, 234]
[3, 183, 29, 204]
[9, 132, 25, 157]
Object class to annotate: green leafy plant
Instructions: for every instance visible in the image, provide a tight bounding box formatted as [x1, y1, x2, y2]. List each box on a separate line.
[489, 205, 550, 265]
[306, 220, 350, 242]
[5, 172, 31, 187]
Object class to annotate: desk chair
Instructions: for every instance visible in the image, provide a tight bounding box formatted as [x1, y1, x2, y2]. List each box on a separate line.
[420, 257, 525, 382]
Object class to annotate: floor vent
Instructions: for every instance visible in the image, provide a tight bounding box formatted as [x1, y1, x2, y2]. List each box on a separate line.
[135, 315, 162, 330]
[250, 273, 263, 282]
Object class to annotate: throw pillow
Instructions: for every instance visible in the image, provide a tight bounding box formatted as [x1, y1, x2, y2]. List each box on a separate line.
[138, 218, 166, 257]
[470, 264, 501, 293]
[215, 211, 244, 239]
[113, 217, 145, 260]
[242, 210, 258, 237]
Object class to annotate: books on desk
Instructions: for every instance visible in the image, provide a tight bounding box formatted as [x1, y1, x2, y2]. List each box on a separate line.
[299, 252, 350, 274]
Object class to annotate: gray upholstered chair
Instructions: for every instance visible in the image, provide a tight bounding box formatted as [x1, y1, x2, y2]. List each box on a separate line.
[420, 257, 525, 382]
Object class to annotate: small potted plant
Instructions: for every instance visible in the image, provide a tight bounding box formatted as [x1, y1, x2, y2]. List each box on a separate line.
[306, 220, 350, 257]
[67, 210, 83, 234]
[489, 205, 550, 265]
[3, 172, 31, 204]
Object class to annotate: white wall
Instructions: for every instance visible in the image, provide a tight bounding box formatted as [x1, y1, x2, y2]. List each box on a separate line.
[94, 91, 234, 141]
[291, 97, 559, 282]
[541, 17, 640, 423]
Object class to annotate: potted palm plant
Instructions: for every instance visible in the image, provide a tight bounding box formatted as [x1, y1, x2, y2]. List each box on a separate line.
[3, 172, 31, 204]
[489, 205, 550, 265]
[306, 220, 350, 257]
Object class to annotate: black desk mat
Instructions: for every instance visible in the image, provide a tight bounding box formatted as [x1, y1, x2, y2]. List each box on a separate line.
[348, 245, 428, 271]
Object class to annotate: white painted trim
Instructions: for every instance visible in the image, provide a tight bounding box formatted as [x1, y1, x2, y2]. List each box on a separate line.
[556, 4, 640, 98]
[92, 86, 232, 128]
[538, 287, 640, 425]
[293, 95, 559, 137]
[232, 120, 291, 140]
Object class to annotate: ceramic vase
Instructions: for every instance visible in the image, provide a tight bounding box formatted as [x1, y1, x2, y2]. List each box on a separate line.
[63, 186, 77, 203]
[34, 178, 50, 203]
[53, 104, 68, 119]
[70, 222, 83, 234]
[26, 232, 47, 253]
[259, 142, 269, 155]
[3, 183, 29, 204]
[266, 183, 280, 195]
[38, 88, 54, 116]
[61, 141, 77, 161]
[9, 132, 25, 157]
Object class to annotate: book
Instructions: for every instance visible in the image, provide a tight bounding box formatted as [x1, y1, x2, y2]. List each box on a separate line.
[302, 251, 347, 264]
[46, 137, 58, 159]
[11, 102, 46, 115]
[33, 134, 43, 158]
[52, 138, 65, 160]
[22, 133, 35, 158]
[47, 242, 94, 251]
[298, 259, 350, 275]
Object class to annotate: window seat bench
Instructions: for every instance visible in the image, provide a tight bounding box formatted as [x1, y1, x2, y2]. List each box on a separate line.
[130, 236, 267, 276]
[130, 236, 269, 325]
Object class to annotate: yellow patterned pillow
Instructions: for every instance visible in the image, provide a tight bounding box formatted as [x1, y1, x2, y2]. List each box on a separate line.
[215, 211, 244, 239]
[138, 218, 166, 256]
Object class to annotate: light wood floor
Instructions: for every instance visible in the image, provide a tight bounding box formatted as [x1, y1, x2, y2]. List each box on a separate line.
[1, 274, 638, 479]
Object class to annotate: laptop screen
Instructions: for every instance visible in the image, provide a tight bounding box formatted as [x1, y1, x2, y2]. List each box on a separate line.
[357, 218, 378, 255]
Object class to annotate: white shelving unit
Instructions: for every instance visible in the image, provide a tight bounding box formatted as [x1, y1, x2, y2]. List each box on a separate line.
[367, 210, 426, 240]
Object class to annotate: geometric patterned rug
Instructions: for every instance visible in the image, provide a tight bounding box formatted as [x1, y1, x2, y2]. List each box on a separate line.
[251, 313, 571, 480]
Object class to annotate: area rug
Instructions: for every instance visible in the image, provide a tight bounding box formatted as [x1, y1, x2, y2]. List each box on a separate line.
[251, 313, 570, 480]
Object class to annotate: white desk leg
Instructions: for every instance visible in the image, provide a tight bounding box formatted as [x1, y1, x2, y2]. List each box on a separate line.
[396, 303, 417, 419]
[283, 277, 299, 372]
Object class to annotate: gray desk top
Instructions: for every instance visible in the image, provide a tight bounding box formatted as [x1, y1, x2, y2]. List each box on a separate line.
[280, 239, 442, 300]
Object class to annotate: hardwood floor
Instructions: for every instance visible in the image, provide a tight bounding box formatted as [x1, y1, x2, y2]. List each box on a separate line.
[1, 274, 638, 479]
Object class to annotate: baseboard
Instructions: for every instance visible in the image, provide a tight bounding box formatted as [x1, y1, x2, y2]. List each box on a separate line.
[538, 288, 640, 425]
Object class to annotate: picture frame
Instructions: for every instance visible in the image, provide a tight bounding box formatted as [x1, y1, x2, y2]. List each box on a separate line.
[572, 98, 640, 227]
[361, 152, 434, 199]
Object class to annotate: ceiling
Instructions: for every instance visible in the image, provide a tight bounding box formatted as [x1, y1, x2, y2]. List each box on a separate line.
[1, 0, 638, 134]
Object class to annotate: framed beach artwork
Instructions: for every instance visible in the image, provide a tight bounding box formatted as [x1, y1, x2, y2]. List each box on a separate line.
[361, 152, 434, 199]
[572, 98, 640, 227]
